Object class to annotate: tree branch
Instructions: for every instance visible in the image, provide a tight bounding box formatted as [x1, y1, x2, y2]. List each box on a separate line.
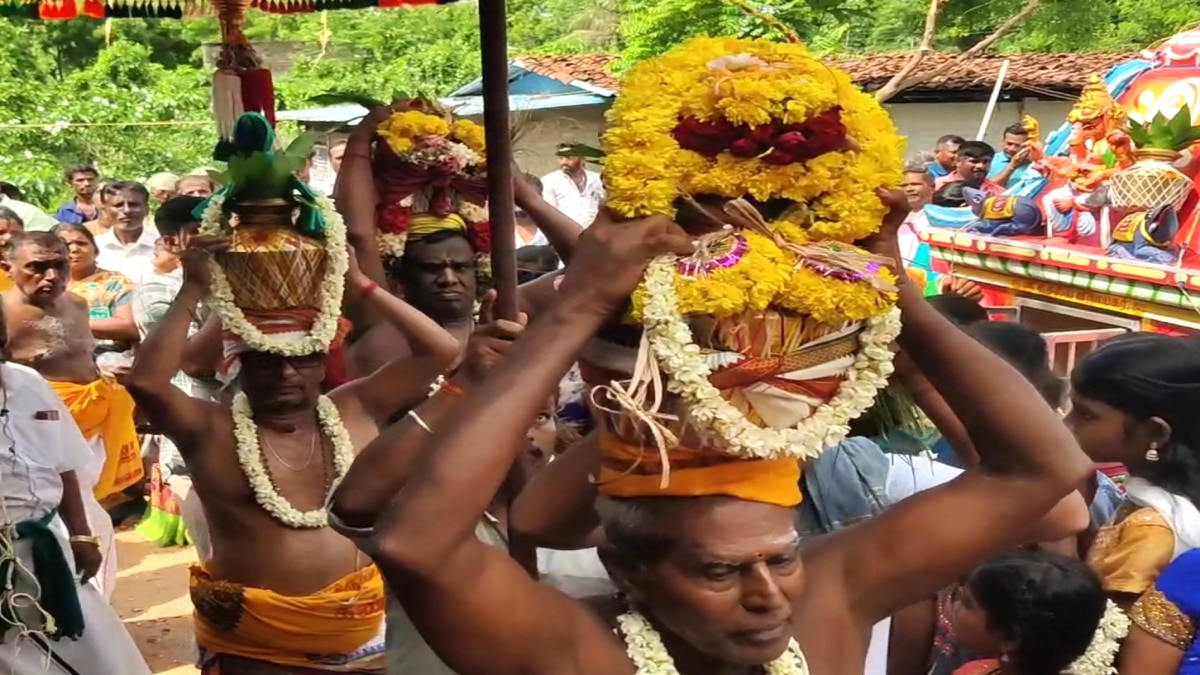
[874, 0, 1042, 104]
[873, 0, 945, 103]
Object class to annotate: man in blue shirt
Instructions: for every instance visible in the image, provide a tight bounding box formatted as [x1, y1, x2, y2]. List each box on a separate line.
[53, 164, 100, 225]
[926, 134, 964, 179]
[988, 122, 1034, 187]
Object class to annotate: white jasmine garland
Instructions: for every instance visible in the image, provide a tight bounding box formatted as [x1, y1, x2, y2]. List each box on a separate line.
[377, 232, 407, 260]
[639, 257, 902, 461]
[617, 611, 809, 675]
[1065, 601, 1129, 675]
[232, 391, 355, 529]
[199, 192, 350, 356]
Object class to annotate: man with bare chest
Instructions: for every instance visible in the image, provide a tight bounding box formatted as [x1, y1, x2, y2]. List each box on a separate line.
[126, 233, 458, 675]
[336, 205, 1093, 675]
[0, 231, 142, 600]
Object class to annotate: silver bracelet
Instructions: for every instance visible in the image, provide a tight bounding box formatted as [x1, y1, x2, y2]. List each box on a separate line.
[407, 409, 432, 434]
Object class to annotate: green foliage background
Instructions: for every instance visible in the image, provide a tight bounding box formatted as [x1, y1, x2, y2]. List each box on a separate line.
[2, 0, 1199, 208]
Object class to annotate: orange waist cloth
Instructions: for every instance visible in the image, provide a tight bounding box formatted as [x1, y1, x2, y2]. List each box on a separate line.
[597, 431, 802, 507]
[48, 377, 143, 500]
[190, 564, 387, 672]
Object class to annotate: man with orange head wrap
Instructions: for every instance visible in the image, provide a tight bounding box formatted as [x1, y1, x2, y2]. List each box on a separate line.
[329, 34, 1093, 675]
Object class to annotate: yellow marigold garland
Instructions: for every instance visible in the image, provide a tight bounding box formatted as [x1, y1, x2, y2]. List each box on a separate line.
[377, 111, 451, 154]
[376, 110, 488, 161]
[451, 119, 487, 159]
[629, 231, 791, 321]
[602, 36, 904, 245]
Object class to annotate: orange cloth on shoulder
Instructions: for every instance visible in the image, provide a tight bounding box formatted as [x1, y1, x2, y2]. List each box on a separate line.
[596, 430, 802, 507]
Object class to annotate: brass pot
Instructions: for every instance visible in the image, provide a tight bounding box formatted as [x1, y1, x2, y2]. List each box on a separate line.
[231, 198, 295, 229]
[1133, 148, 1183, 164]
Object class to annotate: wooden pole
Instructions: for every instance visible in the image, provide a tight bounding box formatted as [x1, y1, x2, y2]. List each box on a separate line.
[478, 0, 518, 321]
[976, 59, 1010, 141]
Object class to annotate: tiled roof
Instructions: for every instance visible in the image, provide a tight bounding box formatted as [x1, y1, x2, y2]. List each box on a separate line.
[513, 51, 1137, 96]
[825, 52, 1135, 92]
[515, 54, 621, 94]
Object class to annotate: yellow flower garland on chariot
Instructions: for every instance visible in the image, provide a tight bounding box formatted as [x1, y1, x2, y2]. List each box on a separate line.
[592, 36, 907, 463]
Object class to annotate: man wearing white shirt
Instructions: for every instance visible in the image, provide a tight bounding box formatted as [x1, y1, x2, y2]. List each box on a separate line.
[94, 180, 158, 284]
[0, 193, 58, 231]
[540, 144, 604, 227]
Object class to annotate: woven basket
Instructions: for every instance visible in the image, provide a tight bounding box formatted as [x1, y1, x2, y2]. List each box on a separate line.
[216, 225, 328, 310]
[1109, 149, 1192, 211]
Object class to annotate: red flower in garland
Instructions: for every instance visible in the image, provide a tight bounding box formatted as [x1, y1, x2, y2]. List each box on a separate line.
[791, 106, 847, 157]
[467, 220, 492, 254]
[673, 117, 740, 157]
[763, 131, 809, 165]
[377, 202, 412, 235]
[673, 107, 848, 166]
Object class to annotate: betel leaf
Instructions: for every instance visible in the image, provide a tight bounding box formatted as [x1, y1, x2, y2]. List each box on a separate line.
[283, 129, 320, 168]
[1127, 121, 1152, 148]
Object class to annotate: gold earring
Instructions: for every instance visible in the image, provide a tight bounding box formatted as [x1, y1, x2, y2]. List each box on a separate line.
[1147, 443, 1161, 462]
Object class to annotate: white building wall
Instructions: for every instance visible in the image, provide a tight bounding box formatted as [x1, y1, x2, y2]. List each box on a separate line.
[459, 96, 1078, 181]
[885, 98, 1075, 160]
[462, 104, 610, 179]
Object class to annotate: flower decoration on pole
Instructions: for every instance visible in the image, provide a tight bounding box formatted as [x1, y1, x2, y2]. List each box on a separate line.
[371, 102, 492, 286]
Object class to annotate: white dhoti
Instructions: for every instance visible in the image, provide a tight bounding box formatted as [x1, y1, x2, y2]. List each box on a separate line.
[0, 515, 150, 675]
[81, 436, 118, 601]
[0, 363, 145, 673]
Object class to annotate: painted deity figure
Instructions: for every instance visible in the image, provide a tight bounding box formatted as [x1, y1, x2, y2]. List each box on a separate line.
[1035, 75, 1136, 241]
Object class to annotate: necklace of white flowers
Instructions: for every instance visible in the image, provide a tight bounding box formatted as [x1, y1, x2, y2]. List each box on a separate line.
[231, 391, 355, 529]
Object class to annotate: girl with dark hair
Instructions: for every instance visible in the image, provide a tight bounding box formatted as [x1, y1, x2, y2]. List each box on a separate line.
[1068, 334, 1200, 607]
[948, 551, 1109, 675]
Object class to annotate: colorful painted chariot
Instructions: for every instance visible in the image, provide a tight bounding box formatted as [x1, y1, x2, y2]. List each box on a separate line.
[923, 26, 1200, 372]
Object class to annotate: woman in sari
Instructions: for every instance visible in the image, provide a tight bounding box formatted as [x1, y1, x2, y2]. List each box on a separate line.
[1067, 335, 1200, 608]
[53, 223, 139, 354]
[1120, 547, 1200, 674]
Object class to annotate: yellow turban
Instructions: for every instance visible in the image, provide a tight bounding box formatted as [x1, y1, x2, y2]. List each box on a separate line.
[597, 429, 802, 507]
[409, 212, 466, 240]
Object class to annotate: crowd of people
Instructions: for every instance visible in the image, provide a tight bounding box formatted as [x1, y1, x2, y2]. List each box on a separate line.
[0, 38, 1198, 675]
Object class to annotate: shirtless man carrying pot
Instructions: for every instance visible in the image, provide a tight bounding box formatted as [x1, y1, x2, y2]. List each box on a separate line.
[331, 204, 1093, 675]
[126, 236, 458, 674]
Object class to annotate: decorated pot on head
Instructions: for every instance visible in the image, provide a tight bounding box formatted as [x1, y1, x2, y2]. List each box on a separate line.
[192, 112, 351, 382]
[585, 37, 906, 507]
[372, 103, 492, 286]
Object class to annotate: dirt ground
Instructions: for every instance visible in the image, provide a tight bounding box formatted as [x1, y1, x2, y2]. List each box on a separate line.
[112, 530, 200, 674]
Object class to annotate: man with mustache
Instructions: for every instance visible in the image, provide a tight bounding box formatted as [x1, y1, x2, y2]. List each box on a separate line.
[93, 180, 158, 285]
[0, 231, 142, 600]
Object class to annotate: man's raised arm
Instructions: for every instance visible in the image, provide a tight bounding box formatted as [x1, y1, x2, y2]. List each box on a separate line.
[812, 193, 1092, 622]
[348, 214, 691, 675]
[125, 237, 226, 453]
[333, 252, 460, 424]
